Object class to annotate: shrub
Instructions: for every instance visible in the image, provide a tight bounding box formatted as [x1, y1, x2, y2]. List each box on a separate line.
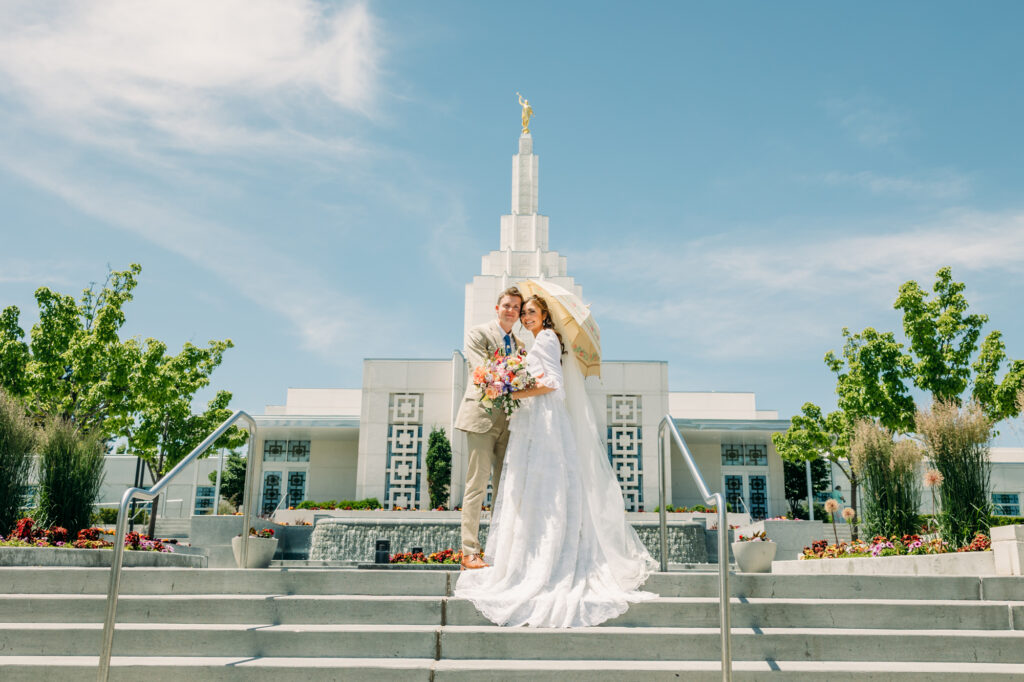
[295, 498, 381, 510]
[850, 421, 922, 539]
[37, 419, 106, 535]
[0, 390, 36, 535]
[917, 401, 993, 549]
[425, 427, 452, 510]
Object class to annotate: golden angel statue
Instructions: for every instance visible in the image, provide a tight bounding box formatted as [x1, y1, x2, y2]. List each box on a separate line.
[516, 92, 533, 134]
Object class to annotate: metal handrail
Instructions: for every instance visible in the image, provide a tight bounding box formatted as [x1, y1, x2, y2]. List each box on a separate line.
[658, 415, 732, 682]
[97, 410, 258, 682]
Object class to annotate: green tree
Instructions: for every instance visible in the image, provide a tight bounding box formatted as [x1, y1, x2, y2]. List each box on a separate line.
[895, 267, 1024, 421]
[37, 419, 105, 534]
[782, 457, 829, 518]
[425, 426, 452, 509]
[0, 390, 36, 534]
[124, 338, 246, 537]
[825, 327, 917, 433]
[209, 451, 247, 510]
[772, 403, 861, 537]
[0, 264, 143, 441]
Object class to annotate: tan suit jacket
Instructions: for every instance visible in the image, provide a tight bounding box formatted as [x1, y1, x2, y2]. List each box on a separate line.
[454, 320, 522, 434]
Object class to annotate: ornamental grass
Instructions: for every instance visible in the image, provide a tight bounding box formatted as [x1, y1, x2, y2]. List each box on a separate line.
[850, 421, 922, 540]
[0, 391, 35, 537]
[917, 401, 992, 549]
[36, 419, 105, 536]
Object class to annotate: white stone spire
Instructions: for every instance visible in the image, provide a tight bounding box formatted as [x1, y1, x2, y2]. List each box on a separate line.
[464, 132, 583, 337]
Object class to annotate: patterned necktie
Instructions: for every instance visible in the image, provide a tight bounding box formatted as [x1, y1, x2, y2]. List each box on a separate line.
[504, 333, 512, 355]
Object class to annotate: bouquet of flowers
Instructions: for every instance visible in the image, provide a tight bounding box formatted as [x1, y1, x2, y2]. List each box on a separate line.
[472, 347, 536, 416]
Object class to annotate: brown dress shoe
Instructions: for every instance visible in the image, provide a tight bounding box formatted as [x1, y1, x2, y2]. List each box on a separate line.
[460, 553, 488, 570]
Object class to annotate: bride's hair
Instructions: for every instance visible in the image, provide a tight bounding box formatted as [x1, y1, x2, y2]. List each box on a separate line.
[523, 295, 565, 360]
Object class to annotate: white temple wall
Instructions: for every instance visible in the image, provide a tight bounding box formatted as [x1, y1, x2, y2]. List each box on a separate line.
[307, 439, 358, 502]
[356, 359, 455, 509]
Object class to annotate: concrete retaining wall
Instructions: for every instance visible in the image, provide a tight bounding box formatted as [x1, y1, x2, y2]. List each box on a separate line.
[0, 546, 206, 568]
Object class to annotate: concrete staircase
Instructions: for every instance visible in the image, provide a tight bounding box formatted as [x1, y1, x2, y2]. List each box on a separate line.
[1, 567, 1024, 680]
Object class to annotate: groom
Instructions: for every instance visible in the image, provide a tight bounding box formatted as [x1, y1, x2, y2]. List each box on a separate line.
[455, 286, 524, 570]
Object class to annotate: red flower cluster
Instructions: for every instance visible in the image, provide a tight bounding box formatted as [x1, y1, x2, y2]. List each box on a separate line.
[47, 527, 69, 543]
[956, 532, 991, 553]
[390, 551, 427, 564]
[78, 527, 102, 541]
[389, 548, 464, 565]
[13, 517, 37, 541]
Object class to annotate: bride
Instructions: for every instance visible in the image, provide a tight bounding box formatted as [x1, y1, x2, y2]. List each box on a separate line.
[454, 294, 656, 628]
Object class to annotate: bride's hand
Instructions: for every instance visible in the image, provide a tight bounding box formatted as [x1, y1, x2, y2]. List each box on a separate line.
[513, 383, 556, 399]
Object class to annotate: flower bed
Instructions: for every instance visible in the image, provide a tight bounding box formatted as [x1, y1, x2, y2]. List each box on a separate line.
[773, 532, 995, 576]
[0, 518, 174, 552]
[799, 532, 990, 560]
[293, 497, 382, 511]
[390, 548, 462, 565]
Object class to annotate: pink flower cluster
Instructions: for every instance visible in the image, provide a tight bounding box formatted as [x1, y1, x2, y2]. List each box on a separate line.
[472, 347, 536, 416]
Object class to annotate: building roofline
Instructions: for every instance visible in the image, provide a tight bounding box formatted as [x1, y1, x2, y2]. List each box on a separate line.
[673, 417, 791, 432]
[254, 415, 360, 428]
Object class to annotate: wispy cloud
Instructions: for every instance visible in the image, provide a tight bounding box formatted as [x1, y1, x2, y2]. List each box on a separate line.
[824, 95, 907, 147]
[572, 210, 1024, 359]
[820, 169, 971, 201]
[4, 156, 402, 355]
[0, 0, 379, 155]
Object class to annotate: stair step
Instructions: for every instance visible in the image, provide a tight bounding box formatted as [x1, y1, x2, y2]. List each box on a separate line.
[432, 658, 1024, 681]
[3, 623, 1024, 663]
[0, 623, 438, 658]
[0, 567, 450, 596]
[5, 568, 1020, 601]
[3, 656, 1024, 681]
[438, 626, 1024, 663]
[0, 656, 435, 682]
[1, 594, 1015, 630]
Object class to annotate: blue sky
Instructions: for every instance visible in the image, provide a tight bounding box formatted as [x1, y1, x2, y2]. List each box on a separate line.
[1, 1, 1022, 443]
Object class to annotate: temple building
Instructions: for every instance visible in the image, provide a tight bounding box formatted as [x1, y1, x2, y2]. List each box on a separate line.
[241, 130, 791, 520]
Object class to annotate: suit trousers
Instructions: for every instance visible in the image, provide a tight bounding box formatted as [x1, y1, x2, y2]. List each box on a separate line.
[460, 417, 510, 555]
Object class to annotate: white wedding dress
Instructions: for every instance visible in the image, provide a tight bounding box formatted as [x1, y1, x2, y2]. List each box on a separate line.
[454, 328, 656, 627]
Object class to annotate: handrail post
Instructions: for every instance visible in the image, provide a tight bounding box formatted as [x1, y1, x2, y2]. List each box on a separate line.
[239, 425, 260, 568]
[657, 423, 668, 572]
[97, 487, 140, 681]
[715, 491, 732, 682]
[658, 416, 731, 681]
[97, 411, 256, 682]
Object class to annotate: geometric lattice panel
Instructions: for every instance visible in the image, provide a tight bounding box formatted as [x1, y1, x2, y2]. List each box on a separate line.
[385, 393, 424, 509]
[607, 395, 643, 511]
[390, 393, 423, 424]
[748, 474, 768, 520]
[721, 443, 768, 467]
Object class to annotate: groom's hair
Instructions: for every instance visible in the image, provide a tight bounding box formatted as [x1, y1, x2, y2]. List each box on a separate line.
[496, 286, 523, 306]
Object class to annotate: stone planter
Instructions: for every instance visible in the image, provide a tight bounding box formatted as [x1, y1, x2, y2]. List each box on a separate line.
[731, 540, 777, 573]
[231, 536, 278, 568]
[772, 550, 995, 576]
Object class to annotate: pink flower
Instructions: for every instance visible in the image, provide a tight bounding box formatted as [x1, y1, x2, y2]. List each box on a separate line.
[824, 498, 840, 513]
[841, 507, 856, 521]
[923, 469, 944, 488]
